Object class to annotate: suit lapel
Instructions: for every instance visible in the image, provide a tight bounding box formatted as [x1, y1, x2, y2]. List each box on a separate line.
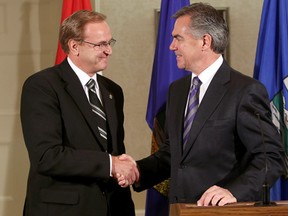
[58, 60, 107, 151]
[182, 61, 231, 160]
[97, 75, 119, 153]
[170, 75, 192, 159]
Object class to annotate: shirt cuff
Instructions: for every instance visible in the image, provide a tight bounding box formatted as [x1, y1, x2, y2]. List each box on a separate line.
[109, 154, 112, 177]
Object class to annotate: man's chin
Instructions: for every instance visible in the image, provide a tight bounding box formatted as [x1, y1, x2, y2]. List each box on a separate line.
[176, 63, 185, 70]
[98, 63, 108, 71]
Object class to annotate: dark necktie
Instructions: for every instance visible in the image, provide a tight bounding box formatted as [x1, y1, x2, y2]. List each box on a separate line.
[183, 77, 202, 149]
[86, 79, 107, 141]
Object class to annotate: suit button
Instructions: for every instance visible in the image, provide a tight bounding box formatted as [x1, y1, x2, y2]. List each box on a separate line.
[180, 165, 186, 169]
[179, 198, 186, 202]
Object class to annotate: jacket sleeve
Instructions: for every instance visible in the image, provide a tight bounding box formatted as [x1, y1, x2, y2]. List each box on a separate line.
[226, 81, 285, 201]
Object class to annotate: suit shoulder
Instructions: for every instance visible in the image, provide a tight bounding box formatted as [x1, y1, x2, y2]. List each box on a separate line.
[227, 68, 269, 100]
[169, 74, 191, 88]
[22, 65, 64, 94]
[230, 68, 265, 88]
[97, 74, 122, 91]
[25, 65, 61, 82]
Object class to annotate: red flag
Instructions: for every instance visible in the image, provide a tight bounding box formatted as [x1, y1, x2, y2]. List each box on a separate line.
[55, 0, 92, 65]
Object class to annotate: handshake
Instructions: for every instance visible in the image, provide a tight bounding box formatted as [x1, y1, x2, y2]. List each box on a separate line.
[112, 154, 139, 188]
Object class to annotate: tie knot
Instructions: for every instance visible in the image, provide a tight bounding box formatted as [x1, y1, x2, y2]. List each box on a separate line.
[192, 77, 201, 88]
[86, 79, 96, 90]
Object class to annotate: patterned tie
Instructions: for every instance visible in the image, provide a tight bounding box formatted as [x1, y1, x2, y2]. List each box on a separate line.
[86, 79, 107, 141]
[183, 77, 202, 149]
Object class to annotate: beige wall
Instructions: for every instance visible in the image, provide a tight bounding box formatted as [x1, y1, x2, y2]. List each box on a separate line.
[0, 1, 61, 215]
[0, 0, 263, 215]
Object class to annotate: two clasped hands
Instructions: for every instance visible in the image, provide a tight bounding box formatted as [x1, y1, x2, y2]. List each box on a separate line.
[111, 154, 139, 187]
[111, 154, 237, 206]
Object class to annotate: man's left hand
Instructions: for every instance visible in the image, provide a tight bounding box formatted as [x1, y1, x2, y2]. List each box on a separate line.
[197, 185, 237, 206]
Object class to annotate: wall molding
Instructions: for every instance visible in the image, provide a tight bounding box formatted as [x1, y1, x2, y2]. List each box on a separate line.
[0, 3, 7, 33]
[0, 196, 13, 202]
[135, 209, 145, 216]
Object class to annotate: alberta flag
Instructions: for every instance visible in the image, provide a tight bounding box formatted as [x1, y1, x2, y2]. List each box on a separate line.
[253, 0, 288, 200]
[145, 0, 190, 216]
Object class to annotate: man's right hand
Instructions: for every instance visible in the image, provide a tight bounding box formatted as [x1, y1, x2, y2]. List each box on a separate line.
[112, 154, 139, 187]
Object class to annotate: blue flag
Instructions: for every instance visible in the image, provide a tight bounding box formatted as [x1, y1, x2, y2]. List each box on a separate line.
[146, 0, 190, 129]
[253, 0, 288, 201]
[145, 0, 190, 215]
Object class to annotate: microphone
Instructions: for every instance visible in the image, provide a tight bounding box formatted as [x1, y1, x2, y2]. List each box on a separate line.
[254, 111, 277, 206]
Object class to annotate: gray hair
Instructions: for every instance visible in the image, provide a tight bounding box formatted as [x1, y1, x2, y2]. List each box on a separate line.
[173, 2, 229, 54]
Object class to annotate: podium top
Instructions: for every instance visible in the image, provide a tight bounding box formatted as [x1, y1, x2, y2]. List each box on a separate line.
[170, 201, 288, 216]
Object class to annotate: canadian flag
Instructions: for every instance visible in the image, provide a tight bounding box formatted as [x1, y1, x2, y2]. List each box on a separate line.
[55, 0, 92, 65]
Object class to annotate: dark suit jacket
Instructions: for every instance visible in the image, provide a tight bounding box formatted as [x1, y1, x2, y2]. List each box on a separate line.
[20, 59, 135, 216]
[135, 61, 285, 204]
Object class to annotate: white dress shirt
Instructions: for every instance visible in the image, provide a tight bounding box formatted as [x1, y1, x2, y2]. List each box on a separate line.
[67, 57, 112, 176]
[185, 55, 223, 115]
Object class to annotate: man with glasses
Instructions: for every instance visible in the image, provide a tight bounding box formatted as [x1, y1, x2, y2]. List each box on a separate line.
[20, 10, 137, 216]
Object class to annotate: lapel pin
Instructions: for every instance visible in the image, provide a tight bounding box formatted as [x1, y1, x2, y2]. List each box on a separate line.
[109, 94, 113, 99]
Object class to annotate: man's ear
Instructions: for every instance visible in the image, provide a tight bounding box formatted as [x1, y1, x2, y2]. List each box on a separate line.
[202, 34, 212, 51]
[68, 39, 80, 56]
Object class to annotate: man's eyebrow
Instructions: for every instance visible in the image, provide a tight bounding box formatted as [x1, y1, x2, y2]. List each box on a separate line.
[172, 34, 184, 40]
[98, 39, 113, 44]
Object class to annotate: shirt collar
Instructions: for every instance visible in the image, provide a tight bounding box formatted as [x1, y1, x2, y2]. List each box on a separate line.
[191, 55, 223, 86]
[67, 57, 100, 90]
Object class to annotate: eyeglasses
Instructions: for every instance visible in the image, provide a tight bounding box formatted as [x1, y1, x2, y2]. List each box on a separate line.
[81, 38, 116, 50]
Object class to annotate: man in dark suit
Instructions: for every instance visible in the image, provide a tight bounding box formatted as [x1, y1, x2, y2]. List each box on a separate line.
[119, 3, 285, 206]
[20, 10, 138, 216]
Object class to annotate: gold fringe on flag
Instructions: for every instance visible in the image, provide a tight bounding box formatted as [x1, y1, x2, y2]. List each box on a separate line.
[151, 112, 170, 197]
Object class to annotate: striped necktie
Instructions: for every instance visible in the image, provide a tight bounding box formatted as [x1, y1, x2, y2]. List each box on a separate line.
[183, 77, 202, 149]
[86, 79, 107, 141]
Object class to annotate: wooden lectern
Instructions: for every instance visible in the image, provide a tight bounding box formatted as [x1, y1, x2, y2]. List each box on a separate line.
[170, 201, 288, 216]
